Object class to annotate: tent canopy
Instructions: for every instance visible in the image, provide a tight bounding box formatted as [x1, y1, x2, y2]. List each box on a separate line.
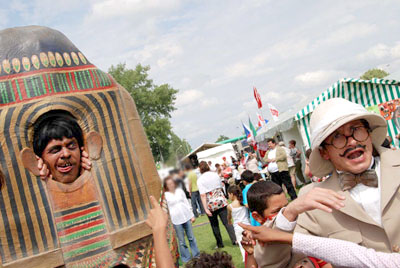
[295, 78, 400, 148]
[180, 143, 221, 163]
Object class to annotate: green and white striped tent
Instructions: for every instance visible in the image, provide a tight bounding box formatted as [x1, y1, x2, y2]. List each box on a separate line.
[295, 78, 400, 149]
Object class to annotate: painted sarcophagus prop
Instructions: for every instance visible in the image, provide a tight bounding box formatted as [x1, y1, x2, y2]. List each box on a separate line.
[0, 26, 177, 267]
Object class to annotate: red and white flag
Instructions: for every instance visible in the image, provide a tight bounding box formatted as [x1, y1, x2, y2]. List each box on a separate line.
[268, 103, 279, 121]
[257, 113, 264, 128]
[253, 86, 262, 109]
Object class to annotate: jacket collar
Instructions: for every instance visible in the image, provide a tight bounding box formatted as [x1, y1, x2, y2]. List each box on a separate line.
[377, 147, 400, 212]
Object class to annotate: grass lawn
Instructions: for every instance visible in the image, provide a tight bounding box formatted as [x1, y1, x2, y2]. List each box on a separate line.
[189, 215, 244, 268]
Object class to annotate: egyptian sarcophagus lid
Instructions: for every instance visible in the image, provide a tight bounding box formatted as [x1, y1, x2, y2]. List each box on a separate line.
[0, 26, 165, 267]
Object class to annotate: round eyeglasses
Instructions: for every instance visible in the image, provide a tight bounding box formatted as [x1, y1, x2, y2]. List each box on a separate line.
[323, 126, 371, 149]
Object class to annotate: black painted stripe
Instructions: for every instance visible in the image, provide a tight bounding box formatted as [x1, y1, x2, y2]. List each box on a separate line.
[25, 77, 36, 98]
[4, 107, 31, 257]
[54, 201, 99, 218]
[15, 102, 50, 251]
[0, 149, 16, 260]
[107, 91, 143, 220]
[60, 228, 108, 247]
[4, 81, 13, 102]
[85, 94, 122, 228]
[63, 244, 111, 263]
[98, 93, 131, 225]
[51, 73, 62, 92]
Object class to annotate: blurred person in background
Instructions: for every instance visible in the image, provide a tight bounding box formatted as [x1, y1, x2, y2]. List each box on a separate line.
[289, 139, 308, 185]
[164, 176, 200, 263]
[279, 141, 297, 188]
[185, 164, 205, 217]
[197, 161, 237, 248]
[246, 153, 259, 174]
[264, 138, 297, 200]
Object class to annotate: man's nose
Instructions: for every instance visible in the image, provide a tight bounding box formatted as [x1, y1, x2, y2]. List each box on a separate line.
[347, 135, 358, 146]
[61, 147, 71, 158]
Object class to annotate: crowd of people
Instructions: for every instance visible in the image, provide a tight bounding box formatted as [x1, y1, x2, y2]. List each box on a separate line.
[151, 98, 400, 268]
[161, 133, 313, 265]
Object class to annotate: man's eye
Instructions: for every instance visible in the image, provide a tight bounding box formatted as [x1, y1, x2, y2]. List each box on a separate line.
[49, 148, 60, 154]
[333, 133, 342, 139]
[68, 143, 77, 149]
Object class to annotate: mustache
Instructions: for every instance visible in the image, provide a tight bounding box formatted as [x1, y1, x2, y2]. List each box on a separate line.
[339, 144, 366, 158]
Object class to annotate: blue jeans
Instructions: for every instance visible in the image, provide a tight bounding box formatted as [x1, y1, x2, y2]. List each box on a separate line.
[173, 220, 200, 263]
[191, 191, 205, 217]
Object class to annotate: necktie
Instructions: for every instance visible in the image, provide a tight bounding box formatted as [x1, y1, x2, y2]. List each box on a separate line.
[339, 169, 378, 191]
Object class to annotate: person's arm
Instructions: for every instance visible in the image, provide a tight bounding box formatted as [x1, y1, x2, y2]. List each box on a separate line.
[200, 193, 212, 216]
[295, 148, 301, 158]
[246, 252, 258, 268]
[188, 176, 192, 193]
[293, 233, 400, 268]
[145, 196, 175, 268]
[241, 225, 400, 268]
[242, 188, 249, 209]
[227, 205, 233, 225]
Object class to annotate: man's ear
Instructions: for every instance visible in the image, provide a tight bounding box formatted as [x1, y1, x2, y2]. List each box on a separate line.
[85, 131, 103, 160]
[20, 148, 40, 176]
[251, 211, 264, 225]
[319, 147, 330, 160]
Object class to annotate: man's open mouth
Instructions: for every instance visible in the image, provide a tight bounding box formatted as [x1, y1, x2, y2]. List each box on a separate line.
[57, 162, 73, 173]
[345, 148, 364, 160]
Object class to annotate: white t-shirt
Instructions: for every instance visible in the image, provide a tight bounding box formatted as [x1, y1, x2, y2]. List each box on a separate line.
[197, 171, 223, 194]
[267, 148, 279, 173]
[164, 188, 194, 225]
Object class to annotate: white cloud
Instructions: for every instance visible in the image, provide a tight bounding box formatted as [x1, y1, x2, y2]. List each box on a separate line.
[319, 23, 378, 47]
[87, 0, 181, 20]
[135, 40, 183, 68]
[357, 42, 400, 61]
[271, 39, 310, 59]
[201, 97, 219, 107]
[295, 70, 346, 87]
[175, 89, 204, 107]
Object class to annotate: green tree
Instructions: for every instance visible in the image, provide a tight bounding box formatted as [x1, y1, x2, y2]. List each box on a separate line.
[165, 132, 192, 166]
[215, 135, 230, 143]
[108, 63, 178, 161]
[360, 68, 389, 80]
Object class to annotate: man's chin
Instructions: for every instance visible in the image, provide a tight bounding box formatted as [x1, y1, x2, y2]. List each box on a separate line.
[53, 171, 80, 184]
[343, 161, 371, 174]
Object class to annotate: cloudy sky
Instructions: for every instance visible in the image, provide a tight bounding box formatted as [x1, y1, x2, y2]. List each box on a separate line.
[2, 0, 400, 148]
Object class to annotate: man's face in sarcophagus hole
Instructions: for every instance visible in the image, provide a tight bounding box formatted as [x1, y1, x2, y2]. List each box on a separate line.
[42, 137, 81, 183]
[33, 113, 84, 183]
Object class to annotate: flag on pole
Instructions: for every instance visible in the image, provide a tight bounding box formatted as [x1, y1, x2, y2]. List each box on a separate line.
[257, 113, 265, 128]
[242, 123, 252, 141]
[253, 86, 262, 109]
[268, 103, 279, 121]
[248, 117, 257, 138]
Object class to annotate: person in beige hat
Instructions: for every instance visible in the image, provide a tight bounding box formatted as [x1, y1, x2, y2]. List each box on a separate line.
[243, 98, 400, 267]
